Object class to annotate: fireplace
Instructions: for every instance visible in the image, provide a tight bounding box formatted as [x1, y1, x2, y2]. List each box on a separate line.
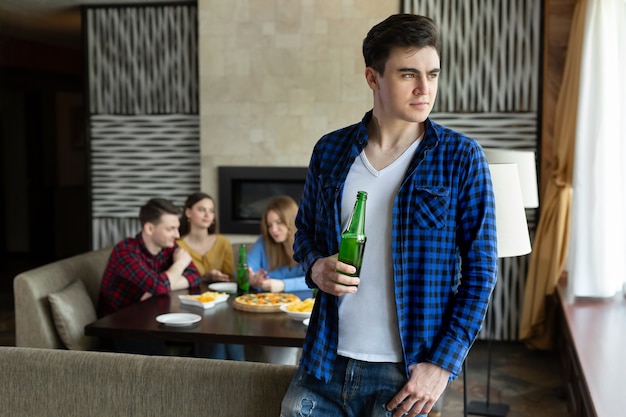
[218, 166, 308, 234]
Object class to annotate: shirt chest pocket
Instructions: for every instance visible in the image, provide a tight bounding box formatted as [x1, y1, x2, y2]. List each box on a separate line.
[411, 187, 450, 229]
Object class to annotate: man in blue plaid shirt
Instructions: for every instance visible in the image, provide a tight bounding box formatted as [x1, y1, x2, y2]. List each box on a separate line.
[281, 14, 498, 417]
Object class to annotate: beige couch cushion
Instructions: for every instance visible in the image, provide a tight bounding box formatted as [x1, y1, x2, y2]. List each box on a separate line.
[48, 280, 99, 350]
[14, 247, 112, 349]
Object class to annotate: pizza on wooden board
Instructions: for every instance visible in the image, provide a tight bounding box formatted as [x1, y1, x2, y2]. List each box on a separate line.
[233, 293, 300, 313]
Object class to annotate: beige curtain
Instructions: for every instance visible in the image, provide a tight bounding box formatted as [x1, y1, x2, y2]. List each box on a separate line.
[519, 0, 587, 349]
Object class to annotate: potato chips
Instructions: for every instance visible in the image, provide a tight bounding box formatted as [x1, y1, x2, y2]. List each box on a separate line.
[286, 298, 315, 313]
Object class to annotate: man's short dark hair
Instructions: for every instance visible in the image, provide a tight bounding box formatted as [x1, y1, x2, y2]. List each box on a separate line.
[362, 14, 440, 75]
[139, 198, 180, 226]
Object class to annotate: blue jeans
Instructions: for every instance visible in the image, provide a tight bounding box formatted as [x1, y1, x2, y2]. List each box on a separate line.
[281, 355, 427, 417]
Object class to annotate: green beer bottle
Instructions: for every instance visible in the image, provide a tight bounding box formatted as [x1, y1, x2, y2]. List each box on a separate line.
[338, 191, 367, 279]
[236, 244, 250, 296]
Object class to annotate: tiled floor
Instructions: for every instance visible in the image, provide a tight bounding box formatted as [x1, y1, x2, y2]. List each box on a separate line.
[0, 259, 567, 417]
[446, 340, 567, 416]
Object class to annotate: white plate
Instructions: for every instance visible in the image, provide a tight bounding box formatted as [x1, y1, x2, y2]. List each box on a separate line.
[303, 318, 310, 326]
[156, 313, 201, 327]
[279, 303, 312, 321]
[208, 282, 237, 294]
[178, 293, 229, 309]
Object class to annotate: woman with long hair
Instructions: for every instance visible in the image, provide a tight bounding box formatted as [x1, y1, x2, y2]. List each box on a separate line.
[246, 195, 308, 365]
[177, 192, 243, 361]
[248, 195, 307, 292]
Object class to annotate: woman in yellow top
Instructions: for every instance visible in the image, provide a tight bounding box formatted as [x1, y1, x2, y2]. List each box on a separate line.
[177, 192, 243, 361]
[177, 192, 234, 283]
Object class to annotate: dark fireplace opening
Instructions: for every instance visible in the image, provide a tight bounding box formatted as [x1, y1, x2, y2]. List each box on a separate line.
[218, 166, 308, 234]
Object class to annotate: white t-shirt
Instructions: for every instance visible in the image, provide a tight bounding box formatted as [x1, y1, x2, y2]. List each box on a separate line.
[337, 138, 421, 362]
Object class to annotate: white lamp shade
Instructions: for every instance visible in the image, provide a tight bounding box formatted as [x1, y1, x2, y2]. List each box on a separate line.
[489, 163, 532, 258]
[483, 148, 539, 208]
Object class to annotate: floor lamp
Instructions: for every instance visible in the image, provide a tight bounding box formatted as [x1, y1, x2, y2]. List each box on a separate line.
[466, 156, 536, 417]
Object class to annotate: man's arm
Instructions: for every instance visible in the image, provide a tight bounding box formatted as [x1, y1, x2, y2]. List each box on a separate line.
[115, 248, 172, 296]
[429, 144, 498, 375]
[293, 142, 360, 295]
[142, 249, 200, 300]
[165, 252, 189, 290]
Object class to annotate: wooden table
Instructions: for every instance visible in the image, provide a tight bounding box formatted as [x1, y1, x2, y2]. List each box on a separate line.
[85, 290, 311, 348]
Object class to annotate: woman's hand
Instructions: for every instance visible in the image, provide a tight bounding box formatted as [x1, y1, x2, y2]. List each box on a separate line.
[259, 278, 285, 292]
[248, 267, 268, 287]
[205, 269, 230, 282]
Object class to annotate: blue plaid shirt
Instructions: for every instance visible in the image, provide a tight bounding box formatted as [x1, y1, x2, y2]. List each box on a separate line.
[294, 111, 498, 382]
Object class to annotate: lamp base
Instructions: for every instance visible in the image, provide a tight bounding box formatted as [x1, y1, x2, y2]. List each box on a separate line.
[466, 401, 509, 416]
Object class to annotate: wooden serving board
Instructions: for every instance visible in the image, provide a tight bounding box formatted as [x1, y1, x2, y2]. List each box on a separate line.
[232, 293, 300, 313]
[232, 302, 283, 313]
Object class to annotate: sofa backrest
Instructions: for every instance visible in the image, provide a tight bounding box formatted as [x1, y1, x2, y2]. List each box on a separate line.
[0, 346, 297, 417]
[13, 247, 112, 349]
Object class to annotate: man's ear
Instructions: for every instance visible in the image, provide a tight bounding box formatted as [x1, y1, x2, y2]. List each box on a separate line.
[365, 67, 379, 90]
[143, 222, 154, 236]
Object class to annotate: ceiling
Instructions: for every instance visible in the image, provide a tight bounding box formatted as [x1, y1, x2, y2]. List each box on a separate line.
[0, 0, 188, 47]
[1, 0, 186, 13]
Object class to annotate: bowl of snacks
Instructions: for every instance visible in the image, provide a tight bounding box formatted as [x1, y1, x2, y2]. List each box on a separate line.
[280, 297, 315, 320]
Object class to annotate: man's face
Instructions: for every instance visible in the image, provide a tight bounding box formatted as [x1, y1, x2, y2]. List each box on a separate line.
[146, 213, 180, 250]
[369, 46, 440, 124]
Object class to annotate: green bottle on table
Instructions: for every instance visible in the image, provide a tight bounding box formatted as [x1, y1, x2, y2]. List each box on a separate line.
[338, 191, 367, 280]
[236, 244, 250, 296]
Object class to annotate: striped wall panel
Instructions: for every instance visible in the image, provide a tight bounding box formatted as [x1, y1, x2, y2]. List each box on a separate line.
[431, 112, 537, 150]
[86, 5, 200, 250]
[93, 218, 141, 251]
[90, 114, 200, 248]
[86, 5, 198, 114]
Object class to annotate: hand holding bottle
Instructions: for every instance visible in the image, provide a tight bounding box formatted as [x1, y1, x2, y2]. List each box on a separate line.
[310, 255, 360, 296]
